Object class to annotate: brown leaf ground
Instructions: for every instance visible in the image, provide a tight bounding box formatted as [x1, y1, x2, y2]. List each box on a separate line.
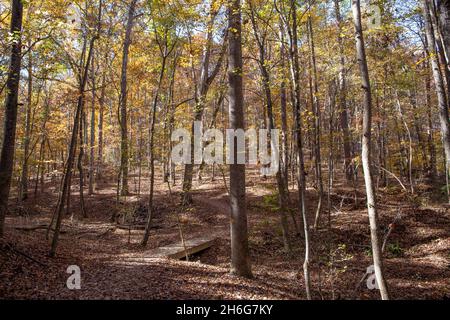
[0, 167, 449, 300]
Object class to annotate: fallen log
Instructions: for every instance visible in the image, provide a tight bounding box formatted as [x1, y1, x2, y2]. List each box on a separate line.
[14, 224, 67, 234]
[0, 240, 47, 267]
[116, 223, 174, 231]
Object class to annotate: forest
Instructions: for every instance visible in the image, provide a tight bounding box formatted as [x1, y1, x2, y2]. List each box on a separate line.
[0, 0, 449, 301]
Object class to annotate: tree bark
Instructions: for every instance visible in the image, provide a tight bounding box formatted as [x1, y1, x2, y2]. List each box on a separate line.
[307, 12, 324, 230]
[280, 0, 312, 299]
[227, 0, 252, 278]
[438, 0, 450, 66]
[279, 24, 290, 196]
[77, 102, 87, 218]
[119, 0, 138, 196]
[335, 0, 354, 183]
[0, 0, 23, 237]
[19, 47, 33, 201]
[424, 55, 437, 178]
[88, 54, 96, 195]
[429, 1, 450, 104]
[97, 72, 106, 180]
[422, 0, 450, 199]
[352, 0, 390, 300]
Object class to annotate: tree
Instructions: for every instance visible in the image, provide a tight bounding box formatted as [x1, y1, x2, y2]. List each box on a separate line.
[422, 0, 450, 202]
[0, 0, 23, 238]
[334, 0, 354, 183]
[88, 51, 96, 195]
[352, 0, 390, 300]
[306, 4, 324, 229]
[181, 1, 226, 205]
[49, 0, 102, 256]
[437, 0, 450, 64]
[276, 0, 312, 299]
[119, 0, 139, 196]
[248, 0, 291, 252]
[18, 40, 33, 202]
[227, 0, 252, 278]
[142, 14, 177, 246]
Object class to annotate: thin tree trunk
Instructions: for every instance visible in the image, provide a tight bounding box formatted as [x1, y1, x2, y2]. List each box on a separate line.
[49, 1, 102, 256]
[141, 54, 167, 246]
[352, 0, 390, 300]
[77, 104, 87, 218]
[50, 41, 94, 256]
[142, 22, 177, 246]
[19, 47, 33, 202]
[307, 12, 324, 230]
[327, 81, 337, 228]
[425, 56, 437, 178]
[97, 72, 106, 180]
[335, 0, 353, 183]
[279, 25, 290, 197]
[396, 95, 414, 194]
[182, 8, 226, 204]
[35, 95, 49, 199]
[88, 54, 96, 195]
[249, 2, 291, 252]
[119, 0, 138, 196]
[282, 0, 312, 299]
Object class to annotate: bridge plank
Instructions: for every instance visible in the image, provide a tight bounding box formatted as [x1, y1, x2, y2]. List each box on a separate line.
[148, 236, 216, 260]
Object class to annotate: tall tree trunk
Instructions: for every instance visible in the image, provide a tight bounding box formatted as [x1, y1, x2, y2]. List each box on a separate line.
[429, 1, 450, 102]
[166, 53, 180, 186]
[97, 72, 106, 180]
[19, 47, 33, 201]
[141, 55, 167, 246]
[307, 12, 324, 230]
[335, 0, 353, 183]
[182, 7, 225, 204]
[0, 0, 23, 237]
[396, 95, 414, 194]
[35, 95, 50, 199]
[50, 40, 95, 256]
[227, 0, 252, 278]
[119, 0, 138, 196]
[438, 0, 450, 66]
[425, 56, 437, 178]
[284, 0, 312, 299]
[77, 104, 87, 218]
[327, 81, 337, 227]
[352, 0, 390, 300]
[49, 1, 102, 256]
[279, 24, 290, 196]
[249, 2, 291, 252]
[88, 54, 96, 195]
[422, 0, 450, 200]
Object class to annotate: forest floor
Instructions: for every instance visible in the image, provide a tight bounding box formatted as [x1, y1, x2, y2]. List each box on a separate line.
[0, 166, 449, 300]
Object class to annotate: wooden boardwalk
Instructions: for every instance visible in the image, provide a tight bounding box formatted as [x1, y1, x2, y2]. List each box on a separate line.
[148, 236, 217, 260]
